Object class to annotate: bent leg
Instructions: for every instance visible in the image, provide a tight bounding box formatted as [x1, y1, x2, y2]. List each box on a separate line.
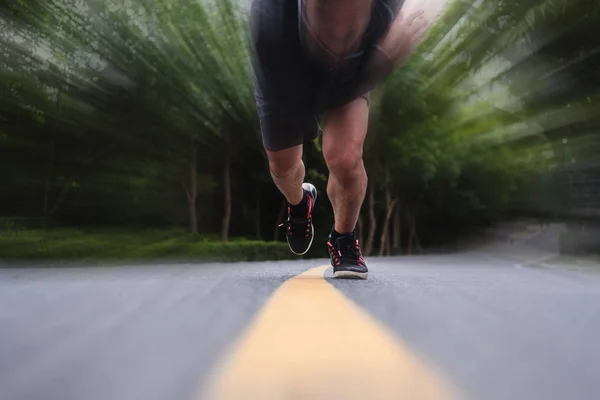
[258, 105, 320, 255]
[322, 97, 369, 234]
[256, 96, 319, 205]
[266, 145, 305, 206]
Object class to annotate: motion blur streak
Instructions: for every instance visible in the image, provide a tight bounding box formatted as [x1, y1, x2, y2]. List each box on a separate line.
[1, 0, 599, 256]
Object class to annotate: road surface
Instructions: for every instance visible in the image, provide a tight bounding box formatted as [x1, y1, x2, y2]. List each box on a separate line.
[1, 253, 599, 400]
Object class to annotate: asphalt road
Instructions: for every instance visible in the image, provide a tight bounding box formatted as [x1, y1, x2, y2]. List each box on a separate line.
[1, 253, 599, 400]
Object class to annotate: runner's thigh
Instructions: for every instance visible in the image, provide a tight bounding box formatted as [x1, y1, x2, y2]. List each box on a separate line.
[255, 96, 319, 152]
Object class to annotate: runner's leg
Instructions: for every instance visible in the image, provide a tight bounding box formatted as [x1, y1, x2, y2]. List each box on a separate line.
[322, 96, 369, 235]
[259, 105, 320, 255]
[267, 145, 305, 206]
[321, 96, 369, 277]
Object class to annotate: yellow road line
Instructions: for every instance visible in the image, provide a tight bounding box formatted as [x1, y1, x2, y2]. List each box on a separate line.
[200, 265, 458, 400]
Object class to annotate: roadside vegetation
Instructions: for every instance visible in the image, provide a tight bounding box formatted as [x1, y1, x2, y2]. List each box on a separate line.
[1, 0, 597, 262]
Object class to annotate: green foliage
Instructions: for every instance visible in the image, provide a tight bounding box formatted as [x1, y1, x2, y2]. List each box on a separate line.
[0, 229, 293, 262]
[0, 0, 597, 259]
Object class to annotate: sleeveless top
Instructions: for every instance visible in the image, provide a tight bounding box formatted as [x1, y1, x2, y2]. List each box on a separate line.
[250, 0, 404, 113]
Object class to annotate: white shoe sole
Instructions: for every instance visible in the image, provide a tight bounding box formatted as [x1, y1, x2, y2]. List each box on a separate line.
[333, 270, 368, 279]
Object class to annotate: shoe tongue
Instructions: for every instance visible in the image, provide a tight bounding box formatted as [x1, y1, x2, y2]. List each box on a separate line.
[289, 215, 308, 223]
[335, 233, 355, 246]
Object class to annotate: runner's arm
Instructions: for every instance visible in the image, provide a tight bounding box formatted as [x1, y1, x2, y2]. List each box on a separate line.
[356, 9, 429, 93]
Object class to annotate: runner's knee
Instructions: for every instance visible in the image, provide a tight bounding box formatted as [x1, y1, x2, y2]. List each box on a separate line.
[267, 146, 302, 178]
[324, 145, 363, 177]
[321, 98, 368, 177]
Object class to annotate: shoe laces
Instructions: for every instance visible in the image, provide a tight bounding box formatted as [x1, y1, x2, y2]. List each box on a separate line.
[328, 235, 365, 266]
[279, 213, 312, 239]
[278, 196, 313, 239]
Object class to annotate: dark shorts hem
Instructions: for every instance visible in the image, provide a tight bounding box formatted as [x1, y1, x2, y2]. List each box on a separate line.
[255, 93, 370, 152]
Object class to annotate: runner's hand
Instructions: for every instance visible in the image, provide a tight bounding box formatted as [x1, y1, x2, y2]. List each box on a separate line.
[375, 10, 429, 65]
[346, 9, 429, 96]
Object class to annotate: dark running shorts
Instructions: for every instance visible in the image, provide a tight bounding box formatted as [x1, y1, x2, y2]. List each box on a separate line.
[249, 0, 403, 152]
[254, 81, 371, 152]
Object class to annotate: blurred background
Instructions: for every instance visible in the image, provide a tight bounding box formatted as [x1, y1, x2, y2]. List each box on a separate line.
[1, 0, 599, 264]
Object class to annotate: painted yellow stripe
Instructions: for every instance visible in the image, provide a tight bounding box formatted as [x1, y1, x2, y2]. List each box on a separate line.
[200, 265, 458, 400]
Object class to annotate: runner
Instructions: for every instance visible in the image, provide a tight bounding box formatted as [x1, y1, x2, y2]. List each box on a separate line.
[249, 0, 427, 278]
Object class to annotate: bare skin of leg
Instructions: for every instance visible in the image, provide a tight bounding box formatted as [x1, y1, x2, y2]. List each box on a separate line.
[322, 97, 369, 234]
[266, 144, 305, 206]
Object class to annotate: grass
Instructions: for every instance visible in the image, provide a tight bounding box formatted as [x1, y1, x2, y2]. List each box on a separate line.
[0, 228, 296, 264]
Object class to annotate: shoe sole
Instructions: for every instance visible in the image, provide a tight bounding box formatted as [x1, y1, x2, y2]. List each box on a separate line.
[333, 270, 368, 279]
[287, 183, 317, 256]
[289, 222, 314, 256]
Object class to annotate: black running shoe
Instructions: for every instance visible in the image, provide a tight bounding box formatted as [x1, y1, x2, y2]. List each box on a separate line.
[279, 183, 317, 255]
[327, 232, 368, 279]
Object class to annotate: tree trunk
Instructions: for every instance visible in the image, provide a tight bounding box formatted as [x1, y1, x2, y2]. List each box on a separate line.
[407, 210, 417, 255]
[185, 145, 199, 235]
[43, 90, 62, 229]
[274, 200, 286, 241]
[255, 192, 262, 240]
[47, 182, 71, 221]
[414, 230, 422, 254]
[42, 133, 56, 229]
[385, 227, 391, 256]
[379, 188, 396, 256]
[44, 131, 114, 222]
[365, 183, 377, 256]
[221, 149, 232, 241]
[392, 194, 401, 253]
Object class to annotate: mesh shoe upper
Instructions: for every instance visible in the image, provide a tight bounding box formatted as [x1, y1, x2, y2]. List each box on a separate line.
[280, 184, 317, 255]
[327, 233, 367, 270]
